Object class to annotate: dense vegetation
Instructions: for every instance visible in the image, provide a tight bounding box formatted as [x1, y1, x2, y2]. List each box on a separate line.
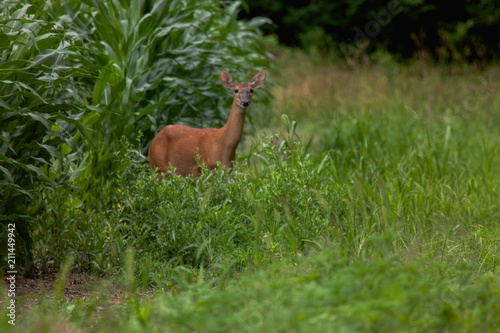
[1, 1, 500, 332]
[2, 52, 500, 331]
[0, 0, 270, 274]
[240, 0, 500, 62]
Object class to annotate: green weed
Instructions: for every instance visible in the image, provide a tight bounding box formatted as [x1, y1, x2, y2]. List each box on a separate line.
[3, 47, 499, 331]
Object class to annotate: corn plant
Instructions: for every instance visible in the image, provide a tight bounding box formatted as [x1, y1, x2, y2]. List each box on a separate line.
[48, 0, 272, 191]
[0, 3, 97, 274]
[0, 0, 271, 274]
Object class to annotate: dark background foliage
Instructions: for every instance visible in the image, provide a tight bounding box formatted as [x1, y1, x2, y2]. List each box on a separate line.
[240, 0, 500, 62]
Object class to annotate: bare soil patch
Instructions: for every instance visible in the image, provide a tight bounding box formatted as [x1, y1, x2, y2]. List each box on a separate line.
[1, 269, 142, 317]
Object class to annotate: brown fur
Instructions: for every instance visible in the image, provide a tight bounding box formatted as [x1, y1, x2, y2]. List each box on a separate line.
[148, 68, 267, 179]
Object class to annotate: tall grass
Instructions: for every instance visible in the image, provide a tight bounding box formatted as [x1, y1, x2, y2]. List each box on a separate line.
[3, 248, 499, 332]
[31, 52, 500, 281]
[268, 51, 500, 270]
[271, 51, 500, 124]
[2, 48, 500, 331]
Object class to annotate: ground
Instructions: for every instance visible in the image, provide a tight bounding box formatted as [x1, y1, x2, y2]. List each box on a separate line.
[2, 269, 155, 317]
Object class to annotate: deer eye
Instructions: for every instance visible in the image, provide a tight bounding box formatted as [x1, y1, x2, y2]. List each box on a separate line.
[250, 89, 254, 93]
[234, 89, 239, 93]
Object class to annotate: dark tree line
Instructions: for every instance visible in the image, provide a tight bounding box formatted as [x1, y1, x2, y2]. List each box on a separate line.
[240, 0, 500, 62]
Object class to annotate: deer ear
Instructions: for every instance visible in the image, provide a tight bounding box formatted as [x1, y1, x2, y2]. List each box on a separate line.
[250, 68, 266, 88]
[220, 68, 235, 89]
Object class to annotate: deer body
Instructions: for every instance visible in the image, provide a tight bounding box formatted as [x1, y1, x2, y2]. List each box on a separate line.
[148, 68, 266, 178]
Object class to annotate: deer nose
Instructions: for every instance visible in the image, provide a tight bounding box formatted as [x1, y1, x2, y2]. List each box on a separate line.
[241, 100, 250, 107]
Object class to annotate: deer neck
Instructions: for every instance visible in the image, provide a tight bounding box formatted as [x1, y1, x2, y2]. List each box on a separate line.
[219, 100, 246, 151]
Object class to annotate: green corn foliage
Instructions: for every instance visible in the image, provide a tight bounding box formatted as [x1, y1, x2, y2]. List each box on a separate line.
[0, 0, 271, 274]
[51, 0, 272, 191]
[0, 3, 97, 274]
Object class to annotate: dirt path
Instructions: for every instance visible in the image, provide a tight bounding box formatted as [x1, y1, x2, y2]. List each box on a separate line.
[2, 270, 133, 317]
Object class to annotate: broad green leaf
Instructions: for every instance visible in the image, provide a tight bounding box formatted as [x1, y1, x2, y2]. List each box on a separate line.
[92, 61, 122, 105]
[0, 164, 14, 183]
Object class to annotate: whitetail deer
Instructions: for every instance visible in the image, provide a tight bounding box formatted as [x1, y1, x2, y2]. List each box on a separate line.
[148, 68, 267, 179]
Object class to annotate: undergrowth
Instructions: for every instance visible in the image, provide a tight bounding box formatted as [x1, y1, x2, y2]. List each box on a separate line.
[2, 52, 500, 332]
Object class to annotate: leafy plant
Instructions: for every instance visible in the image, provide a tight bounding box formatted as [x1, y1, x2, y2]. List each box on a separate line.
[33, 127, 345, 283]
[0, 0, 272, 274]
[48, 0, 273, 191]
[0, 3, 95, 274]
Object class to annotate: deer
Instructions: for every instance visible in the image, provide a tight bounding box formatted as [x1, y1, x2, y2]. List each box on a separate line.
[148, 67, 267, 179]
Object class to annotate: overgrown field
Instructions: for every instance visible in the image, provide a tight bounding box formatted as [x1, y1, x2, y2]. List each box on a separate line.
[2, 50, 499, 331]
[2, 1, 500, 328]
